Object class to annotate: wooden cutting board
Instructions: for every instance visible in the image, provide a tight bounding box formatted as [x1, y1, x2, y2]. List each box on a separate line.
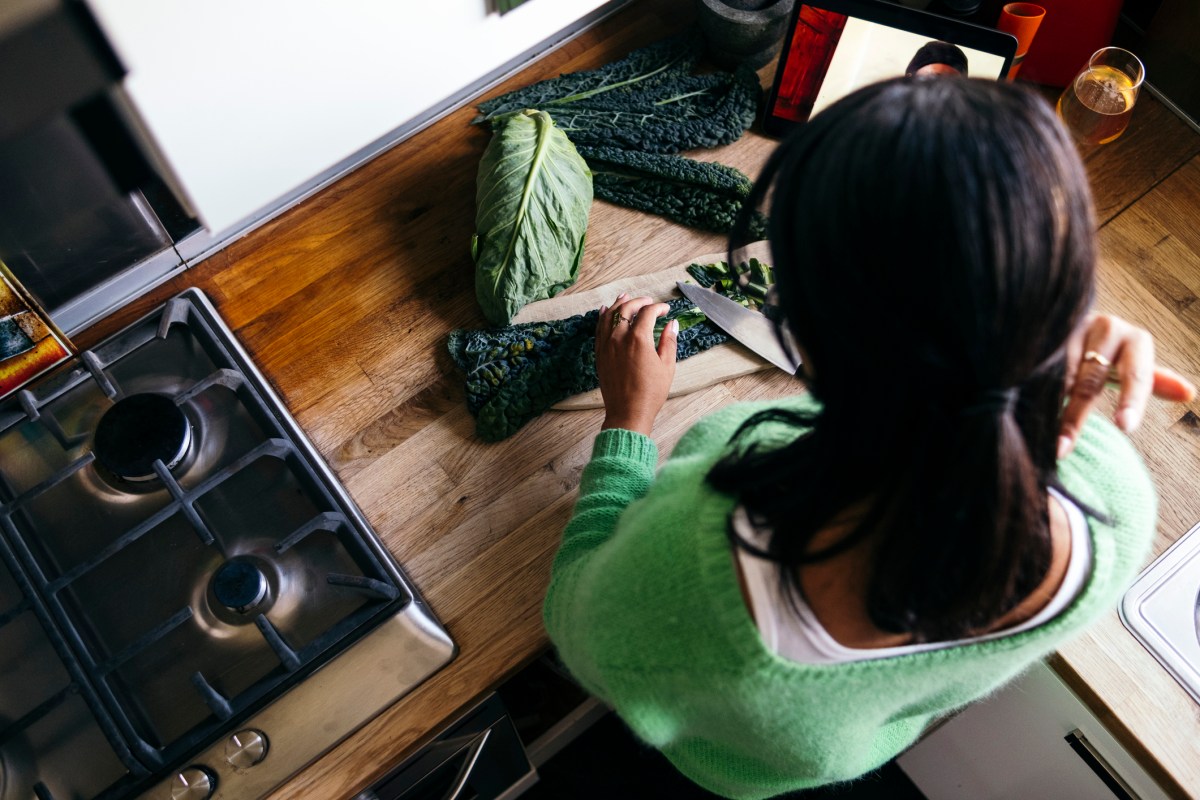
[513, 242, 774, 410]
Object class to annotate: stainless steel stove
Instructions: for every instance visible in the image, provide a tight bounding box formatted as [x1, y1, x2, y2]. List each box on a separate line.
[0, 289, 455, 800]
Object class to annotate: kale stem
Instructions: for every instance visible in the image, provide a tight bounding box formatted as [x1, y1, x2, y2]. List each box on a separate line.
[653, 88, 715, 106]
[547, 55, 688, 105]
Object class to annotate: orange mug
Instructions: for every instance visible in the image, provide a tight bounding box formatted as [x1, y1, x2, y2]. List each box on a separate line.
[997, 3, 1046, 79]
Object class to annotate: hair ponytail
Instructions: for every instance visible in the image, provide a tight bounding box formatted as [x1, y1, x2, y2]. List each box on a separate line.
[712, 77, 1095, 641]
[863, 392, 1050, 640]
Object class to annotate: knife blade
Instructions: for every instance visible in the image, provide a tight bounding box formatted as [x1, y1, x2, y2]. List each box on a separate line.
[676, 281, 801, 375]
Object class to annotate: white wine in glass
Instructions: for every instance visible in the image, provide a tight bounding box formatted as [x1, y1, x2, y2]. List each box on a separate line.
[1056, 48, 1144, 146]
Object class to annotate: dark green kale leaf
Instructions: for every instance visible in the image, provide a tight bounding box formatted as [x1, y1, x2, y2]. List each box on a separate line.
[545, 67, 761, 153]
[475, 34, 701, 121]
[448, 298, 729, 442]
[475, 35, 760, 155]
[579, 145, 767, 236]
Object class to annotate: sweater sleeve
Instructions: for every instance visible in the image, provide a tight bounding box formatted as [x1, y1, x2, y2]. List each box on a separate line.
[1056, 413, 1158, 583]
[552, 428, 659, 568]
[543, 428, 658, 676]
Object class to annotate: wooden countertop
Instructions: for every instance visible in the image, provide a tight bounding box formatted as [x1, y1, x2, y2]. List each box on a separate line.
[82, 1, 1200, 797]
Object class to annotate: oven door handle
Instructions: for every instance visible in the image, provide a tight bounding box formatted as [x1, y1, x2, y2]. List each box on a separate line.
[354, 695, 529, 800]
[439, 728, 491, 800]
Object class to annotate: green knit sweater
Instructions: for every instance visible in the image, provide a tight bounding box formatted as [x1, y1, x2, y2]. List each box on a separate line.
[542, 393, 1157, 799]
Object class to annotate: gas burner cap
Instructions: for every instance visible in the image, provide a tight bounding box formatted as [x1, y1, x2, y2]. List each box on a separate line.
[211, 559, 270, 615]
[93, 393, 192, 482]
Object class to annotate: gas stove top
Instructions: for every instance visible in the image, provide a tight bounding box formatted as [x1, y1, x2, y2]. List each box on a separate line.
[0, 289, 454, 800]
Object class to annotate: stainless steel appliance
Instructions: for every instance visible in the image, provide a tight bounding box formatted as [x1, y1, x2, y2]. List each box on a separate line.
[0, 0, 203, 335]
[0, 289, 455, 800]
[353, 694, 536, 800]
[1121, 519, 1200, 706]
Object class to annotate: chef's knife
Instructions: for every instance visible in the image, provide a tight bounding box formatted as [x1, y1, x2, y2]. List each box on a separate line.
[676, 281, 801, 375]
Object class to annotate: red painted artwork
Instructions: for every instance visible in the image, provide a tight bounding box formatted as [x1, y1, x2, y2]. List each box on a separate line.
[772, 8, 849, 124]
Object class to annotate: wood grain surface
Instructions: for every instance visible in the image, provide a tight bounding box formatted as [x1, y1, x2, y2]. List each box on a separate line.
[76, 1, 1200, 797]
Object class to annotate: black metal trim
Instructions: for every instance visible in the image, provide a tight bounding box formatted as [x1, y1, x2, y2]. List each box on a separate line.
[1064, 729, 1138, 800]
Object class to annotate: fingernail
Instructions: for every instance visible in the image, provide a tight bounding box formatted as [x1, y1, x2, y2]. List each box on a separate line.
[617, 292, 628, 300]
[669, 319, 679, 334]
[1057, 436, 1073, 459]
[1115, 406, 1141, 432]
[599, 304, 607, 315]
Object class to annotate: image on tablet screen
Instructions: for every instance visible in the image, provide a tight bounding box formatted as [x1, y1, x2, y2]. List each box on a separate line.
[771, 5, 1009, 125]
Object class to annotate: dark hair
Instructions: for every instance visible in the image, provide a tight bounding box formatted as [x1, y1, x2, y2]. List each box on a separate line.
[906, 41, 969, 77]
[710, 78, 1097, 642]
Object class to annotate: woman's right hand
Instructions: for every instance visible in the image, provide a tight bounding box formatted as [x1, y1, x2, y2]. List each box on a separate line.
[594, 293, 678, 436]
[1058, 313, 1195, 458]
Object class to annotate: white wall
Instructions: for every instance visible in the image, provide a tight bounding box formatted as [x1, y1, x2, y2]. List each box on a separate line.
[85, 0, 611, 232]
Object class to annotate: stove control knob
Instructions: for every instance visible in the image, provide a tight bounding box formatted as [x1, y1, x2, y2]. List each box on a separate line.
[169, 766, 216, 800]
[225, 729, 269, 770]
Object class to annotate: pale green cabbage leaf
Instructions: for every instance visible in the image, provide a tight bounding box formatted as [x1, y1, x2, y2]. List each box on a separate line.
[471, 109, 592, 326]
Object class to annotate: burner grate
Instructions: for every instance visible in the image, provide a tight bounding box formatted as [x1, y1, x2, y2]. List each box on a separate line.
[0, 291, 434, 799]
[0, 531, 144, 800]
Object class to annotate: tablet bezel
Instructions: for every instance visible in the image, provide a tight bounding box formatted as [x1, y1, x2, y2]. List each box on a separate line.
[761, 0, 1018, 138]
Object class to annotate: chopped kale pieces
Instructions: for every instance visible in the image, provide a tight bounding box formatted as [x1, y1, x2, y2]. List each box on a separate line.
[686, 258, 776, 308]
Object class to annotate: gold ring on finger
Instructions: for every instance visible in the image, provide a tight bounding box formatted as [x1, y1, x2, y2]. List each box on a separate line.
[611, 310, 632, 330]
[1083, 350, 1111, 368]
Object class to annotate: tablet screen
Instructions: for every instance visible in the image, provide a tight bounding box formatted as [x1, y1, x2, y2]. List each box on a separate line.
[763, 0, 1016, 135]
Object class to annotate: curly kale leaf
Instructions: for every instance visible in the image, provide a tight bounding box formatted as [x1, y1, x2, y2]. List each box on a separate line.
[448, 314, 593, 419]
[476, 35, 760, 154]
[475, 34, 701, 121]
[544, 67, 761, 153]
[448, 298, 729, 442]
[579, 145, 767, 236]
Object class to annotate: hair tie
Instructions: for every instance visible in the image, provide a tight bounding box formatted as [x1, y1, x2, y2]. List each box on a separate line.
[960, 387, 1019, 417]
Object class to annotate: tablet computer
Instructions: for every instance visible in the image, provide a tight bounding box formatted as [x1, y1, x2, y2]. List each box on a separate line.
[762, 0, 1018, 137]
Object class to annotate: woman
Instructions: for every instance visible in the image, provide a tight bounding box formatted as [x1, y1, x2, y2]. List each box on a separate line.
[905, 41, 969, 78]
[541, 77, 1194, 798]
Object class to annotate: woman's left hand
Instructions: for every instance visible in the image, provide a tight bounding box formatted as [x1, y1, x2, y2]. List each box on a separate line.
[594, 293, 678, 436]
[1059, 313, 1196, 458]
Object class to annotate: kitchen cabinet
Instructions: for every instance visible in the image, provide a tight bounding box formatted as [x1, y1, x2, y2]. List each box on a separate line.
[897, 661, 1172, 799]
[83, 0, 626, 237]
[0, 1, 200, 334]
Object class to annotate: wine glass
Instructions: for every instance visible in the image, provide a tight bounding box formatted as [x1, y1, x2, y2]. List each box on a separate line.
[1056, 47, 1145, 146]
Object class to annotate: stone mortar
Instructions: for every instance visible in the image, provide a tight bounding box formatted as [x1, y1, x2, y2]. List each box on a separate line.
[697, 0, 797, 69]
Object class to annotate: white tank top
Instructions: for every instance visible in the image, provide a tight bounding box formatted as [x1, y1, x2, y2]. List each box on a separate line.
[733, 488, 1092, 664]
